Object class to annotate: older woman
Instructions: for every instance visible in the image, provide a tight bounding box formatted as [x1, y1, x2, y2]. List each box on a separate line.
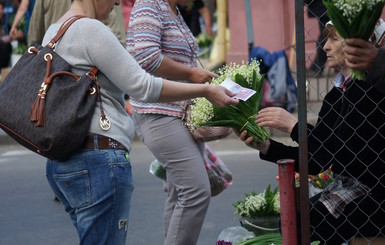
[239, 21, 385, 244]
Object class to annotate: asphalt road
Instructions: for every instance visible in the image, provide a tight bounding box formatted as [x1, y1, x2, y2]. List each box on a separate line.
[0, 137, 289, 245]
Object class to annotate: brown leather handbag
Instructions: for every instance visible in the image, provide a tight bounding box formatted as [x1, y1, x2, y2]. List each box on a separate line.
[0, 16, 107, 161]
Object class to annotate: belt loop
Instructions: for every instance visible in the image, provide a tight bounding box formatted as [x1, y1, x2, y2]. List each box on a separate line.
[93, 134, 99, 150]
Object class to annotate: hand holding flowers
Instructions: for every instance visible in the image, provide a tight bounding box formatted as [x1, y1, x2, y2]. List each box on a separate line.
[204, 83, 239, 107]
[344, 38, 379, 71]
[238, 130, 271, 155]
[187, 60, 269, 146]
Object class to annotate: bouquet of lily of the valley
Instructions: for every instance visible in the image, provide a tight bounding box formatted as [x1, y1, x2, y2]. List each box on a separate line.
[323, 0, 385, 80]
[233, 185, 280, 218]
[187, 59, 269, 145]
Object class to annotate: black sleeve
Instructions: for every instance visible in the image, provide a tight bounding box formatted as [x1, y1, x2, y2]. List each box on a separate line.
[259, 139, 299, 167]
[260, 119, 335, 175]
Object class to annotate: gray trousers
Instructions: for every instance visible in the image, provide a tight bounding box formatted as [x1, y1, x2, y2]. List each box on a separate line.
[133, 112, 211, 245]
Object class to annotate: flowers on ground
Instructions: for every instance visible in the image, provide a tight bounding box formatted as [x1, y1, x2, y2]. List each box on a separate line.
[323, 0, 385, 80]
[309, 167, 334, 189]
[188, 59, 269, 145]
[290, 167, 334, 189]
[233, 185, 280, 218]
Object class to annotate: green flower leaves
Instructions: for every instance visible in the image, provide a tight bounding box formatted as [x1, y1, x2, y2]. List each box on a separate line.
[190, 60, 269, 144]
[233, 185, 280, 218]
[200, 70, 269, 144]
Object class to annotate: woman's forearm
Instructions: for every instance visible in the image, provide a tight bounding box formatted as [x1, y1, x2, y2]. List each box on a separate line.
[152, 55, 193, 81]
[153, 55, 217, 84]
[11, 0, 29, 30]
[157, 79, 209, 102]
[157, 79, 238, 108]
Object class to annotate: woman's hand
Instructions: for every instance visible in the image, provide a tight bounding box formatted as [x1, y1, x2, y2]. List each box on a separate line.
[9, 27, 17, 40]
[344, 38, 378, 71]
[236, 130, 270, 154]
[189, 67, 218, 84]
[205, 84, 238, 107]
[256, 107, 297, 134]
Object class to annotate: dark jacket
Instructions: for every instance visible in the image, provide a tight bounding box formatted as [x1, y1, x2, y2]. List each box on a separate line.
[260, 49, 385, 199]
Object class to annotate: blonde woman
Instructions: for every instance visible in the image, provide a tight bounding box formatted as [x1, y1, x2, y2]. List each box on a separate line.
[42, 0, 237, 244]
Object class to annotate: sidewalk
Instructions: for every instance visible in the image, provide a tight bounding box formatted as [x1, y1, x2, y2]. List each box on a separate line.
[0, 129, 16, 145]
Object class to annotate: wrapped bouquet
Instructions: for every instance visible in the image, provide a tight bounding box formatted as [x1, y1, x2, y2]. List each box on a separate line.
[323, 0, 385, 80]
[187, 60, 269, 145]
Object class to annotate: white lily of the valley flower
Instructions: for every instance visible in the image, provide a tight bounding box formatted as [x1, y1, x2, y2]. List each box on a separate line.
[189, 59, 262, 129]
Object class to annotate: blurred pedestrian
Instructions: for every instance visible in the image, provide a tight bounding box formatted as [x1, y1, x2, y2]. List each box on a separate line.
[179, 0, 213, 37]
[28, 0, 125, 46]
[9, 0, 34, 43]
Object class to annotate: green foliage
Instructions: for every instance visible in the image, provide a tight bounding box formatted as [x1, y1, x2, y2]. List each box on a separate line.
[10, 15, 28, 54]
[196, 33, 212, 48]
[234, 232, 282, 245]
[200, 70, 269, 145]
[14, 43, 27, 54]
[233, 185, 280, 218]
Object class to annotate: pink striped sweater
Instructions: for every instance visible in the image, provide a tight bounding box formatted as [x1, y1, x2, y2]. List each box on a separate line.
[126, 0, 199, 117]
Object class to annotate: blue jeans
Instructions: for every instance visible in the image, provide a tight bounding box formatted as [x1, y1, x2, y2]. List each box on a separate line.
[46, 148, 134, 245]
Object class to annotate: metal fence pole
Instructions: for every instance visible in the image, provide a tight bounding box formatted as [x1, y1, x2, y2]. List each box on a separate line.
[294, 0, 310, 244]
[278, 159, 298, 245]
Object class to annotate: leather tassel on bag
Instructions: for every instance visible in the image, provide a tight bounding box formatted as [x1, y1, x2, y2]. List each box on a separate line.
[30, 91, 41, 122]
[30, 81, 48, 127]
[36, 90, 46, 127]
[30, 52, 52, 127]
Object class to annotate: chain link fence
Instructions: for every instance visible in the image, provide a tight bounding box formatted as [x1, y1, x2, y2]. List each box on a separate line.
[297, 0, 385, 244]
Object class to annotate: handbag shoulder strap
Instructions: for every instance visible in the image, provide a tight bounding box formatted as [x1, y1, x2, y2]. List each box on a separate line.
[46, 15, 86, 49]
[45, 15, 99, 74]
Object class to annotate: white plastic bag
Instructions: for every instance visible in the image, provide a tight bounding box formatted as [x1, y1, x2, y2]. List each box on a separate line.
[216, 227, 255, 245]
[149, 144, 233, 197]
[149, 159, 166, 181]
